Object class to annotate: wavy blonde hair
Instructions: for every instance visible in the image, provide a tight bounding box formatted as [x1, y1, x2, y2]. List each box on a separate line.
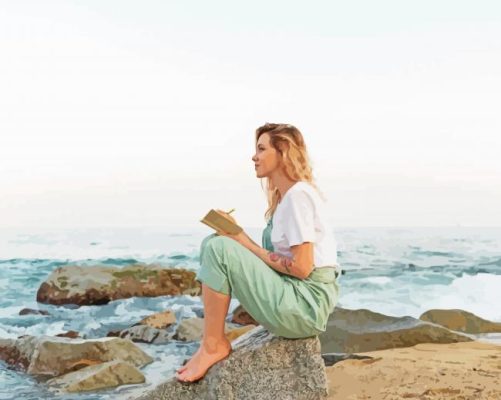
[255, 123, 326, 222]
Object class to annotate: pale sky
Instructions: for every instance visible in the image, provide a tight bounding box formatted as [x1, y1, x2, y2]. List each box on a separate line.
[0, 1, 500, 229]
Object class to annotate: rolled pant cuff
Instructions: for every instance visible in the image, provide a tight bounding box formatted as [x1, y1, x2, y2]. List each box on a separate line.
[196, 266, 231, 296]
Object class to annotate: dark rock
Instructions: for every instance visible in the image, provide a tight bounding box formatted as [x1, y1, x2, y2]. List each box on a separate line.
[55, 331, 80, 339]
[319, 307, 473, 353]
[19, 308, 50, 316]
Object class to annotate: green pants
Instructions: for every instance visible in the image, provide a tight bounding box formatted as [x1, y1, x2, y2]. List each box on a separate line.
[195, 220, 341, 339]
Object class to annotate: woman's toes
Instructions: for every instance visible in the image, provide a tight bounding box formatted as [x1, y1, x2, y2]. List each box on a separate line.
[176, 365, 187, 373]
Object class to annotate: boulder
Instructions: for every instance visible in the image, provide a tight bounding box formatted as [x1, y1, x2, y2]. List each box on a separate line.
[0, 335, 153, 377]
[0, 337, 32, 370]
[36, 264, 201, 306]
[319, 307, 473, 353]
[129, 325, 328, 400]
[419, 309, 501, 333]
[47, 360, 145, 393]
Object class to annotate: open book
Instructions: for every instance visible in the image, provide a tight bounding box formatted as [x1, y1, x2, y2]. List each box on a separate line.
[200, 209, 243, 235]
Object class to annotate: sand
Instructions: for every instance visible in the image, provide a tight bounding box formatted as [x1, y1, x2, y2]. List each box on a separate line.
[325, 341, 501, 400]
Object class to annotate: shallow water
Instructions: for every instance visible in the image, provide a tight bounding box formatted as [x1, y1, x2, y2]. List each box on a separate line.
[0, 226, 500, 399]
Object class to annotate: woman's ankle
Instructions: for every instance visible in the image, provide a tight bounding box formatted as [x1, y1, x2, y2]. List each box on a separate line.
[201, 335, 231, 353]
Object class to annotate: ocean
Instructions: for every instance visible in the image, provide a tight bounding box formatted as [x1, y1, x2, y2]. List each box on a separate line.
[1, 225, 500, 399]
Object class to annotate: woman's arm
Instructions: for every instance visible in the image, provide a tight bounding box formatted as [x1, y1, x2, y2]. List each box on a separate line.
[224, 232, 312, 280]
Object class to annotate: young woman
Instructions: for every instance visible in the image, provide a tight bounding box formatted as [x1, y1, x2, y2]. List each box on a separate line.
[175, 123, 341, 383]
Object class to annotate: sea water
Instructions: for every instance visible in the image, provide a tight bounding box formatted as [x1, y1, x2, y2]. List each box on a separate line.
[0, 226, 500, 400]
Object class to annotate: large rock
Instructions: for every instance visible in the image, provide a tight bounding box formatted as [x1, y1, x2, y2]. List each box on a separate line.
[129, 325, 328, 400]
[36, 264, 201, 306]
[47, 360, 145, 393]
[319, 307, 473, 353]
[0, 335, 153, 377]
[419, 309, 501, 333]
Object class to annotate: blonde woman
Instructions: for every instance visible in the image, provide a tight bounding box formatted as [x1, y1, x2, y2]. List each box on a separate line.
[176, 123, 341, 383]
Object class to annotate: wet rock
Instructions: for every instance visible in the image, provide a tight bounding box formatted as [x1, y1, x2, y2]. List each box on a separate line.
[47, 360, 145, 393]
[0, 335, 153, 377]
[419, 309, 501, 333]
[129, 325, 328, 400]
[19, 308, 50, 316]
[319, 307, 473, 353]
[55, 330, 80, 339]
[0, 337, 31, 370]
[36, 264, 201, 306]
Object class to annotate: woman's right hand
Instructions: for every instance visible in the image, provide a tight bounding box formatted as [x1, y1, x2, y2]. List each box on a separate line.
[216, 209, 238, 225]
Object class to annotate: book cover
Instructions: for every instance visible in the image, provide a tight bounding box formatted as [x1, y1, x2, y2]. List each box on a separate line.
[200, 209, 243, 235]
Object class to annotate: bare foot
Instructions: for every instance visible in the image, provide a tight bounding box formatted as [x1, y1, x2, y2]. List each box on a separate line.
[176, 347, 202, 374]
[175, 338, 232, 383]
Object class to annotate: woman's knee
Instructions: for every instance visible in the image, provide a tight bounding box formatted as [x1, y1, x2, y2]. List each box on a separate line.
[200, 233, 218, 256]
[200, 234, 234, 263]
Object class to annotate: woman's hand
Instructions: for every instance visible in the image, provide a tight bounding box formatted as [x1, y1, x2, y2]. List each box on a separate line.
[215, 209, 237, 225]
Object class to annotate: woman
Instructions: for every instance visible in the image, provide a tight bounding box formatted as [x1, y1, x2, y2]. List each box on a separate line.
[176, 123, 341, 383]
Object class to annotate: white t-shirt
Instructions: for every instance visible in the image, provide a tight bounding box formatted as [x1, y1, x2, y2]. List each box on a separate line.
[271, 181, 339, 269]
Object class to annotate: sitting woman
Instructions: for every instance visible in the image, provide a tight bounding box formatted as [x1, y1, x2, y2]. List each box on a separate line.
[176, 122, 342, 383]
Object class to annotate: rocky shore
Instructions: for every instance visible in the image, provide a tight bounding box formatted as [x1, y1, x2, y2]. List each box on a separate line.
[0, 263, 500, 399]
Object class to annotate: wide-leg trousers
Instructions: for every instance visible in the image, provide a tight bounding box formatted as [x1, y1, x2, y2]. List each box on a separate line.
[195, 234, 340, 339]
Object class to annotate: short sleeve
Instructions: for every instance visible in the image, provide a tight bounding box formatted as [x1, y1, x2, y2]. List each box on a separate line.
[283, 189, 316, 246]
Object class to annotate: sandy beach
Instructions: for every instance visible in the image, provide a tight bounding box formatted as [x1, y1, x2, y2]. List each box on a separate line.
[326, 341, 501, 399]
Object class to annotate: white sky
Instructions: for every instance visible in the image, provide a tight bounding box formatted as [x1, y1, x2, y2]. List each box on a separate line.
[0, 0, 500, 229]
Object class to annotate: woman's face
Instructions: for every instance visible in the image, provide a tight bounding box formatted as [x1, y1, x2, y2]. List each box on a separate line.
[252, 133, 282, 178]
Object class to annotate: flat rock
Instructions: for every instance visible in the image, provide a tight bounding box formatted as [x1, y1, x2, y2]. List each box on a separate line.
[0, 335, 153, 377]
[118, 325, 175, 344]
[36, 264, 201, 306]
[129, 325, 328, 400]
[419, 309, 501, 333]
[47, 360, 145, 393]
[319, 307, 473, 353]
[136, 310, 176, 329]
